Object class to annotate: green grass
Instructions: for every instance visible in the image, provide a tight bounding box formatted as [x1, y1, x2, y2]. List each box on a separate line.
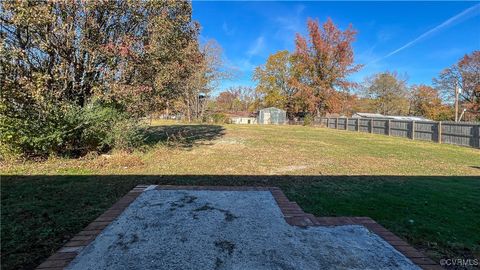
[2, 121, 480, 269]
[283, 177, 480, 261]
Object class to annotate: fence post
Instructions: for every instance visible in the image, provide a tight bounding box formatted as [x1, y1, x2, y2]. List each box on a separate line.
[475, 124, 480, 148]
[370, 119, 373, 133]
[345, 118, 349, 130]
[437, 122, 442, 144]
[387, 120, 391, 136]
[357, 119, 360, 132]
[411, 121, 415, 140]
[327, 118, 330, 128]
[336, 118, 339, 129]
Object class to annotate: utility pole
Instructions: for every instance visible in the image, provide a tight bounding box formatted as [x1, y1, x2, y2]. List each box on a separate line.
[454, 83, 460, 122]
[459, 109, 467, 122]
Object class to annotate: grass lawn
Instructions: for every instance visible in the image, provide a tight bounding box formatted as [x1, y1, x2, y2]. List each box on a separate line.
[2, 120, 479, 269]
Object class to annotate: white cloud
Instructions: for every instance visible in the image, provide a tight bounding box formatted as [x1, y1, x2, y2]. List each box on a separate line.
[214, 56, 257, 94]
[234, 58, 256, 72]
[222, 22, 235, 36]
[247, 36, 265, 56]
[349, 44, 388, 85]
[274, 4, 305, 48]
[222, 54, 256, 77]
[376, 28, 393, 43]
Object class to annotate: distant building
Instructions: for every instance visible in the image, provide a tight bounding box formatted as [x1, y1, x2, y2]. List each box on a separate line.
[227, 112, 257, 124]
[230, 116, 257, 124]
[352, 112, 387, 119]
[352, 112, 433, 122]
[385, 115, 434, 122]
[257, 107, 287, 124]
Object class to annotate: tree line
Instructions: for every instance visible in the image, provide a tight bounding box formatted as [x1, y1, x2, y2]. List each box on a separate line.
[212, 19, 479, 123]
[1, 3, 478, 158]
[0, 1, 226, 158]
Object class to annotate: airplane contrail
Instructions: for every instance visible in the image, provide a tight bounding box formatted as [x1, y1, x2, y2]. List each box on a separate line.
[368, 3, 480, 65]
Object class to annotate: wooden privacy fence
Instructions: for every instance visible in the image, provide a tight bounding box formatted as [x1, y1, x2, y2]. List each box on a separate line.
[309, 117, 480, 149]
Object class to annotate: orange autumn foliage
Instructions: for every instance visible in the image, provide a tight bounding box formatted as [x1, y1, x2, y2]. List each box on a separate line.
[292, 18, 362, 116]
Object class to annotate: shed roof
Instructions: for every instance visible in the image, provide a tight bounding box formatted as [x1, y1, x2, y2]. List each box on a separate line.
[353, 112, 386, 118]
[225, 112, 254, 117]
[259, 107, 286, 112]
[386, 115, 433, 122]
[353, 112, 433, 121]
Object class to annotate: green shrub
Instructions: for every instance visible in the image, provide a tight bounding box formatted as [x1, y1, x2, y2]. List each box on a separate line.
[1, 103, 75, 158]
[210, 113, 228, 124]
[303, 114, 314, 126]
[0, 102, 144, 159]
[108, 119, 145, 150]
[78, 103, 145, 153]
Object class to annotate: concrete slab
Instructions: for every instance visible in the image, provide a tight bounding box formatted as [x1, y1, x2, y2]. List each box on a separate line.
[65, 189, 420, 270]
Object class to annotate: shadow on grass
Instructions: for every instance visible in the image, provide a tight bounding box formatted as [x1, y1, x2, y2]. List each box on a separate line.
[142, 124, 225, 148]
[1, 175, 479, 270]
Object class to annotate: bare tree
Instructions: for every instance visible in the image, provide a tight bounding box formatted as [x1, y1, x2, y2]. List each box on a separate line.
[434, 51, 480, 121]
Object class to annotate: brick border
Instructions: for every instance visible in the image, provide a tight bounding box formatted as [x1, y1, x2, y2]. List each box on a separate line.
[35, 185, 151, 270]
[158, 185, 442, 270]
[36, 185, 442, 270]
[268, 187, 442, 270]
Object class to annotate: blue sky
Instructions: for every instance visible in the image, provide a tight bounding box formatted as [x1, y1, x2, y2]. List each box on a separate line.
[192, 1, 480, 95]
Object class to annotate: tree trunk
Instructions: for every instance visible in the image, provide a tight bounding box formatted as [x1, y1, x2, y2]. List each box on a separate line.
[186, 99, 191, 122]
